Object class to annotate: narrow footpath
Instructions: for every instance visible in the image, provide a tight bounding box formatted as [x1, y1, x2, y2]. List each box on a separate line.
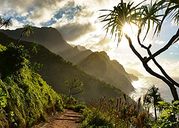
[33, 109, 83, 128]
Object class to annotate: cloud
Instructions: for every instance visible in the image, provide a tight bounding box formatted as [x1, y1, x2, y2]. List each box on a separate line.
[0, 0, 139, 37]
[0, 0, 67, 26]
[10, 19, 25, 29]
[56, 22, 94, 41]
[42, 1, 82, 26]
[0, 0, 32, 13]
[154, 40, 165, 45]
[28, 8, 55, 26]
[96, 38, 111, 46]
[0, 0, 61, 13]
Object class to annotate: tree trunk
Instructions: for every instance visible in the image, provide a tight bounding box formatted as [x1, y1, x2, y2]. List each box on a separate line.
[154, 106, 157, 121]
[153, 94, 158, 121]
[169, 85, 179, 101]
[154, 103, 157, 120]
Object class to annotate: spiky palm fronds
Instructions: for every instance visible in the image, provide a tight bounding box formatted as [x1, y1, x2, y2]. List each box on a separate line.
[0, 17, 12, 28]
[156, 0, 179, 33]
[143, 85, 162, 120]
[140, 1, 165, 39]
[99, 0, 142, 42]
[100, 0, 178, 42]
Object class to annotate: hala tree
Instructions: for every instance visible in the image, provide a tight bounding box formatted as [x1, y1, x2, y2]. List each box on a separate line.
[143, 85, 162, 120]
[100, 0, 179, 100]
[0, 17, 12, 28]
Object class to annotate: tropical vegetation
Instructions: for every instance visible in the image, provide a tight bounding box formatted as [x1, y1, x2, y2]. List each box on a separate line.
[0, 44, 63, 127]
[100, 0, 179, 100]
[80, 91, 179, 128]
[0, 0, 178, 127]
[143, 85, 162, 120]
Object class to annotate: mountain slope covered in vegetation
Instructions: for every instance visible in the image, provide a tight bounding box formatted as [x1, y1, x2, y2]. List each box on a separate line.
[1, 27, 135, 94]
[0, 44, 63, 127]
[78, 51, 134, 93]
[0, 32, 127, 102]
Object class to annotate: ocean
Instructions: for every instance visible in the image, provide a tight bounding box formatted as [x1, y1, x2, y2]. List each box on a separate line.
[130, 76, 179, 102]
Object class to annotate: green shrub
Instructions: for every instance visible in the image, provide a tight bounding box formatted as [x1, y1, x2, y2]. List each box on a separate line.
[63, 95, 86, 112]
[0, 44, 29, 78]
[0, 44, 6, 52]
[0, 44, 63, 127]
[152, 101, 179, 128]
[66, 104, 86, 113]
[81, 108, 114, 128]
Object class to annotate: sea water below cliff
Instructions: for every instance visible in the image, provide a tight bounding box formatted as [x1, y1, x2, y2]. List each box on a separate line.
[130, 76, 179, 102]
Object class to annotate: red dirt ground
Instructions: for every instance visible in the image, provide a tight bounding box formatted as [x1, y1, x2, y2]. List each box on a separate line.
[33, 109, 82, 128]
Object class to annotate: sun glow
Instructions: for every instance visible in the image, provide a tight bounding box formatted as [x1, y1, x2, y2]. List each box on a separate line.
[113, 23, 139, 48]
[122, 23, 138, 36]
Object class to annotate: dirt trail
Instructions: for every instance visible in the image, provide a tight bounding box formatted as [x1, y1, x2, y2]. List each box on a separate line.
[33, 109, 83, 128]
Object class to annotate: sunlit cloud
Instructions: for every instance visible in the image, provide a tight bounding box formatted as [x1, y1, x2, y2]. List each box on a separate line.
[0, 0, 178, 76]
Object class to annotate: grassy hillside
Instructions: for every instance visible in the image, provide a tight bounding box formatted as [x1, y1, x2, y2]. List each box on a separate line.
[0, 32, 127, 102]
[0, 44, 63, 127]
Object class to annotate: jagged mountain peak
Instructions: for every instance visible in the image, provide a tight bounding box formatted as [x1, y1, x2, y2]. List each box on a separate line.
[78, 50, 134, 94]
[85, 51, 110, 61]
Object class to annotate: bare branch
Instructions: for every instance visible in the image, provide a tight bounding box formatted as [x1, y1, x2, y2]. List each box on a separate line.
[146, 28, 179, 62]
[126, 34, 179, 100]
[137, 28, 150, 49]
[125, 34, 144, 61]
[137, 28, 179, 88]
[147, 48, 179, 88]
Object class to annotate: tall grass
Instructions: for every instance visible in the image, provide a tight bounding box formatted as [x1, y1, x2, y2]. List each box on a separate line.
[81, 96, 151, 128]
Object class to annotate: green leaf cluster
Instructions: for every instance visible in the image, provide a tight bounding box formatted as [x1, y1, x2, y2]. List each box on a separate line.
[153, 101, 179, 128]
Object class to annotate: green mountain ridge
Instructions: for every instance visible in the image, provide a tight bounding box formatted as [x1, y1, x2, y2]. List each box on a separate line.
[1, 27, 135, 94]
[1, 27, 92, 64]
[0, 32, 127, 102]
[1, 27, 71, 53]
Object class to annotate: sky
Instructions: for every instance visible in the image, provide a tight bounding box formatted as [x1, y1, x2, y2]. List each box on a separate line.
[0, 0, 179, 77]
